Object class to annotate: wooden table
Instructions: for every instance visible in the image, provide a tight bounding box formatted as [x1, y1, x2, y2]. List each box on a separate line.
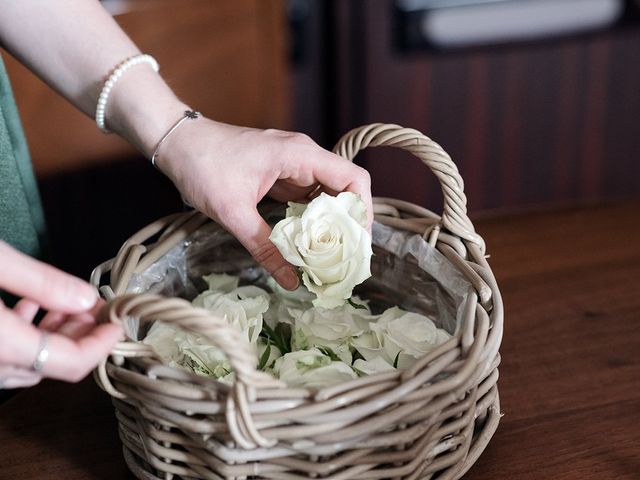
[2, 200, 639, 479]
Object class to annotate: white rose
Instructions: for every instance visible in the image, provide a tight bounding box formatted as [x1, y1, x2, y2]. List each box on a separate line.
[143, 322, 182, 363]
[269, 192, 373, 309]
[145, 274, 274, 380]
[353, 356, 395, 376]
[266, 276, 317, 304]
[143, 321, 233, 378]
[351, 330, 385, 363]
[201, 272, 240, 293]
[192, 273, 270, 344]
[179, 336, 232, 378]
[272, 348, 358, 389]
[290, 297, 376, 363]
[369, 307, 452, 369]
[263, 277, 315, 328]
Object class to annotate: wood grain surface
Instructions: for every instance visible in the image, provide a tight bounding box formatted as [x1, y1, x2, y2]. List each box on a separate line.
[320, 0, 640, 212]
[1, 200, 639, 479]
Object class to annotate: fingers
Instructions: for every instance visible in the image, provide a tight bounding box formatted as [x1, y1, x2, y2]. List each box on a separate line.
[223, 207, 300, 290]
[0, 310, 42, 368]
[48, 314, 96, 340]
[267, 183, 317, 203]
[0, 241, 98, 313]
[0, 307, 123, 384]
[39, 300, 104, 335]
[34, 301, 119, 381]
[0, 367, 42, 389]
[13, 299, 40, 323]
[309, 184, 340, 200]
[38, 311, 65, 331]
[306, 152, 374, 229]
[42, 323, 123, 382]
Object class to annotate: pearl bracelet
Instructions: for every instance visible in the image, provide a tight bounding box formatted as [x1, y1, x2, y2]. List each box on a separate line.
[95, 54, 160, 134]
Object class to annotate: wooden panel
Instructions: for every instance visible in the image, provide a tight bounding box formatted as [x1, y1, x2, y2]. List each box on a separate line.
[2, 0, 290, 177]
[331, 0, 640, 213]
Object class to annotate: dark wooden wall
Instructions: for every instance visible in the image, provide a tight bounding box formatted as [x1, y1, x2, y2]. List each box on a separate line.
[294, 0, 640, 214]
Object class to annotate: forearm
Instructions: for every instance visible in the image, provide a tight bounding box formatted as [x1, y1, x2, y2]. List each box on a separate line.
[0, 0, 187, 156]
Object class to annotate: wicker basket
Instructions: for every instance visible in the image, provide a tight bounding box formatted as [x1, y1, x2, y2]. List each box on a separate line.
[92, 123, 503, 480]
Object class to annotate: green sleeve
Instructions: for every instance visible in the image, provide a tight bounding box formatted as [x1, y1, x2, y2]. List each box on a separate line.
[0, 55, 48, 305]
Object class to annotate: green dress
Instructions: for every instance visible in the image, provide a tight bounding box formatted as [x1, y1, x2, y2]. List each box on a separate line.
[0, 54, 48, 304]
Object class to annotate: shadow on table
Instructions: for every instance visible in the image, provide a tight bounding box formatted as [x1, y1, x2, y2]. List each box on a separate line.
[0, 378, 134, 479]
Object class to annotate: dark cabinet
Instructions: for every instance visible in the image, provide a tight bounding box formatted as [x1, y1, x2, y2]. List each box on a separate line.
[293, 0, 640, 213]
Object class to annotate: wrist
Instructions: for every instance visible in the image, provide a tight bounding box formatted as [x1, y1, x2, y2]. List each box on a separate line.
[103, 65, 189, 159]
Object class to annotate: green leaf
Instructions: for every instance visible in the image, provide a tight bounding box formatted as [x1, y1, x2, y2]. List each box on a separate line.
[317, 346, 341, 362]
[393, 352, 401, 369]
[351, 349, 365, 364]
[275, 323, 292, 354]
[348, 298, 367, 310]
[258, 343, 272, 370]
[260, 322, 291, 354]
[259, 325, 279, 352]
[184, 351, 215, 376]
[293, 328, 309, 351]
[260, 322, 275, 341]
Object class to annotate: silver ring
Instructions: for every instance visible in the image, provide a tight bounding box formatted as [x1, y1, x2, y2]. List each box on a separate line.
[32, 332, 50, 371]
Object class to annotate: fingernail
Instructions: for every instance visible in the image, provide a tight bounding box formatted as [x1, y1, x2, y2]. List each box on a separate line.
[73, 282, 99, 309]
[275, 267, 299, 291]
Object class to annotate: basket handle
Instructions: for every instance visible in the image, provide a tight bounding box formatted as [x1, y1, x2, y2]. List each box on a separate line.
[98, 293, 281, 449]
[333, 123, 483, 247]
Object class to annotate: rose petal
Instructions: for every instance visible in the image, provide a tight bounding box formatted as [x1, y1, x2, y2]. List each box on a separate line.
[203, 273, 239, 293]
[286, 201, 308, 218]
[270, 217, 306, 267]
[335, 192, 368, 229]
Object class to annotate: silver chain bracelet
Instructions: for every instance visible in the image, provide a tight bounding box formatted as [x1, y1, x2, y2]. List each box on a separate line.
[151, 110, 201, 168]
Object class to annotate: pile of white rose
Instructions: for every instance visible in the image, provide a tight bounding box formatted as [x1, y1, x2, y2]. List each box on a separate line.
[144, 192, 451, 389]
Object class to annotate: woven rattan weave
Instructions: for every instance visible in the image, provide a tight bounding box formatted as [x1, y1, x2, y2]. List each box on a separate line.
[92, 123, 503, 480]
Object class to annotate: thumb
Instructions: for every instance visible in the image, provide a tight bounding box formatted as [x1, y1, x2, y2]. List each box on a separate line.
[223, 207, 299, 291]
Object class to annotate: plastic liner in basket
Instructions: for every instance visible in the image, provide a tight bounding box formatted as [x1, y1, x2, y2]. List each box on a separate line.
[123, 210, 473, 343]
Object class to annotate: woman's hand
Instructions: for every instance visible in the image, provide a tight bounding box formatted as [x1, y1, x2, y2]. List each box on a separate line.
[102, 71, 373, 292]
[151, 119, 373, 291]
[0, 242, 122, 389]
[0, 0, 374, 292]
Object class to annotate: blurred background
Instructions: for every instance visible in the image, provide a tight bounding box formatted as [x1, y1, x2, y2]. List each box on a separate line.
[2, 0, 639, 277]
